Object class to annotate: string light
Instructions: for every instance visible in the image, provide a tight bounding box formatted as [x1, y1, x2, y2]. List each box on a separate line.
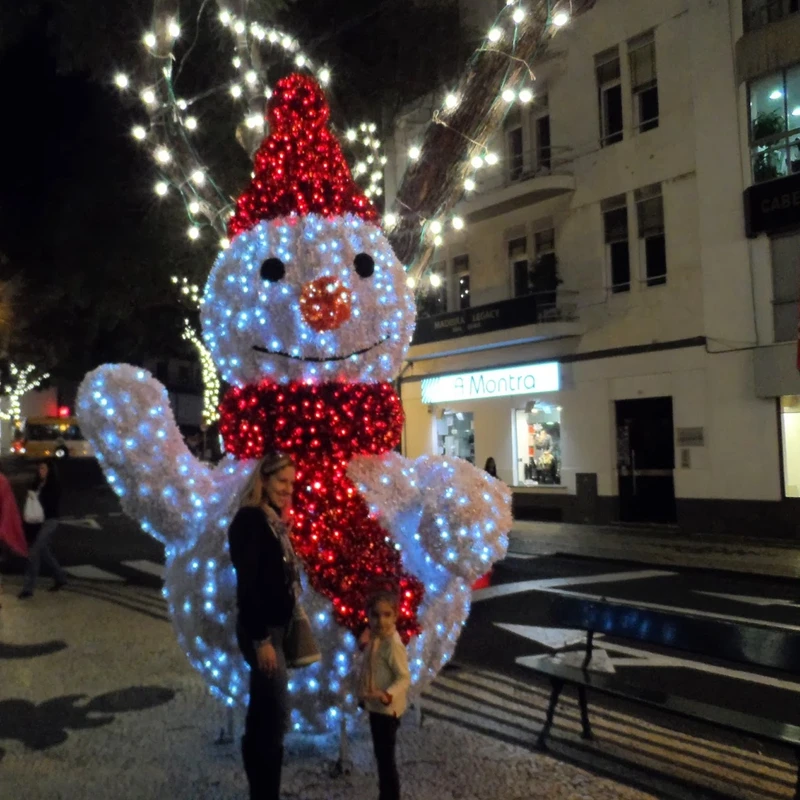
[185, 116, 198, 131]
[155, 181, 169, 197]
[519, 88, 534, 103]
[142, 31, 157, 48]
[552, 10, 570, 26]
[487, 27, 503, 42]
[114, 73, 129, 89]
[132, 126, 147, 141]
[182, 324, 220, 426]
[1, 363, 50, 426]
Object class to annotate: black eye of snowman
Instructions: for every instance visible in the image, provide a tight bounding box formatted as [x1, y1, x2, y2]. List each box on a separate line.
[260, 257, 286, 283]
[353, 252, 375, 278]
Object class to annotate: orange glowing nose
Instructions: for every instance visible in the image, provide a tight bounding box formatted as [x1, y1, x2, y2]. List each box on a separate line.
[299, 277, 352, 332]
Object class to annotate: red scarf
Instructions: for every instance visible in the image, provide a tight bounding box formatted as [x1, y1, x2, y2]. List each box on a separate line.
[220, 381, 423, 640]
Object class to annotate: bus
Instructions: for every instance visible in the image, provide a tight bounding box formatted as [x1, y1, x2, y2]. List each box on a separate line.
[11, 413, 93, 460]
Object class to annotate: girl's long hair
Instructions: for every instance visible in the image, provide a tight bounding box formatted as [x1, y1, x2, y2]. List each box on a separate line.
[239, 451, 293, 509]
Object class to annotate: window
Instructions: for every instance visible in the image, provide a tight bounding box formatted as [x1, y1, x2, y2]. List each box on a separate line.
[635, 183, 666, 286]
[603, 195, 630, 293]
[509, 237, 530, 298]
[513, 402, 562, 486]
[596, 48, 623, 146]
[532, 228, 557, 311]
[536, 115, 551, 170]
[453, 254, 470, 310]
[507, 126, 524, 181]
[417, 261, 447, 318]
[771, 231, 800, 341]
[629, 32, 658, 133]
[437, 411, 474, 464]
[744, 0, 800, 32]
[780, 395, 800, 496]
[749, 64, 800, 183]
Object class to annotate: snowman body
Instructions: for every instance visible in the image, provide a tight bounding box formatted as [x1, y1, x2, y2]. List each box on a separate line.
[77, 75, 511, 734]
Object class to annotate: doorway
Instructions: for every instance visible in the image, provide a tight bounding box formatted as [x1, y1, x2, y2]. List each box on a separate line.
[615, 396, 676, 523]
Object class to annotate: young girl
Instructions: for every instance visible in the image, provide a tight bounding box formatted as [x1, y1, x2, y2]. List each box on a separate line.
[358, 590, 411, 800]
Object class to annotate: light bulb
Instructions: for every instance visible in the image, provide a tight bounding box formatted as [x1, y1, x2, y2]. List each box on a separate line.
[485, 152, 499, 165]
[384, 213, 397, 227]
[512, 8, 525, 23]
[553, 10, 570, 26]
[430, 273, 442, 288]
[132, 126, 147, 141]
[452, 216, 465, 230]
[406, 276, 416, 288]
[232, 57, 241, 68]
[167, 19, 181, 39]
[346, 129, 357, 141]
[295, 54, 306, 67]
[177, 99, 188, 111]
[219, 238, 230, 249]
[230, 84, 242, 98]
[434, 234, 443, 246]
[114, 73, 129, 89]
[234, 20, 245, 34]
[465, 178, 476, 191]
[488, 27, 502, 42]
[246, 113, 263, 129]
[245, 70, 257, 85]
[191, 170, 205, 186]
[409, 146, 421, 160]
[430, 220, 443, 235]
[143, 32, 157, 48]
[189, 201, 201, 214]
[471, 155, 484, 169]
[155, 182, 168, 196]
[445, 94, 458, 109]
[519, 88, 534, 103]
[219, 10, 231, 25]
[188, 226, 200, 240]
[141, 88, 156, 105]
[319, 68, 331, 84]
[185, 116, 198, 130]
[502, 88, 516, 102]
[155, 146, 171, 164]
[770, 90, 783, 100]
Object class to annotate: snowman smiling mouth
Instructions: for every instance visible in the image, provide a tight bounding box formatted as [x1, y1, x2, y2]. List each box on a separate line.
[252, 334, 390, 363]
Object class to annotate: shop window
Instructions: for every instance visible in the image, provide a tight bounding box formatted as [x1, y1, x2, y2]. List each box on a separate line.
[436, 410, 475, 464]
[453, 254, 470, 310]
[509, 236, 530, 298]
[749, 64, 800, 183]
[635, 183, 666, 286]
[596, 47, 623, 146]
[629, 31, 658, 133]
[781, 396, 800, 496]
[602, 195, 630, 293]
[513, 402, 561, 486]
[771, 231, 800, 341]
[417, 261, 447, 319]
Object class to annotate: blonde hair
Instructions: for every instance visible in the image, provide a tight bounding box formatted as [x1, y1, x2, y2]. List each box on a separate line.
[239, 451, 294, 509]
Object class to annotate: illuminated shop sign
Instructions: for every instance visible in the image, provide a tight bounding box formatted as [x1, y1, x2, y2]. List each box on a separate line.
[420, 362, 560, 404]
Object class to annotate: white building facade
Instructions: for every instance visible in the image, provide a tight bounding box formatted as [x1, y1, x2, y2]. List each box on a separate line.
[388, 0, 800, 536]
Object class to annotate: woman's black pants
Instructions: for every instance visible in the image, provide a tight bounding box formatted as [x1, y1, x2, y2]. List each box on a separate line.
[369, 712, 401, 800]
[239, 626, 288, 800]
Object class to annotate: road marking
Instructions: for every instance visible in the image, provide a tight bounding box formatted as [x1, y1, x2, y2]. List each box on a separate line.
[64, 564, 124, 582]
[546, 587, 800, 633]
[493, 623, 591, 650]
[472, 569, 676, 602]
[122, 560, 165, 579]
[59, 517, 102, 530]
[695, 591, 799, 608]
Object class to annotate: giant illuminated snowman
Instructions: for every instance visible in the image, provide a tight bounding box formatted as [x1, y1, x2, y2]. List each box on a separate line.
[77, 74, 511, 734]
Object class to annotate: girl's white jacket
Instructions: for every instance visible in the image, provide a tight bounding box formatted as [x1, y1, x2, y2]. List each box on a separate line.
[358, 630, 411, 718]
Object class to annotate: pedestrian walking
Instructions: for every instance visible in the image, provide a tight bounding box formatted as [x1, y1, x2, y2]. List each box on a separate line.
[357, 589, 411, 800]
[484, 457, 498, 478]
[228, 451, 300, 800]
[19, 461, 68, 599]
[0, 468, 28, 606]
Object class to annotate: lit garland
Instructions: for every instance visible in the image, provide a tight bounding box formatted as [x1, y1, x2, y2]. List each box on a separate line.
[0, 363, 50, 426]
[76, 75, 512, 735]
[182, 323, 220, 426]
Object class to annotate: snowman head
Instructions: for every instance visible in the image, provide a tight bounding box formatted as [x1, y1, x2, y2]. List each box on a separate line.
[202, 74, 416, 386]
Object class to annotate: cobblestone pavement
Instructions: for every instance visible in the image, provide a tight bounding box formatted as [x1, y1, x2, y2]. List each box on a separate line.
[510, 520, 800, 579]
[0, 576, 655, 800]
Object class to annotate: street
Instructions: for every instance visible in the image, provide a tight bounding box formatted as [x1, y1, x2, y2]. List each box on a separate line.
[1, 460, 799, 798]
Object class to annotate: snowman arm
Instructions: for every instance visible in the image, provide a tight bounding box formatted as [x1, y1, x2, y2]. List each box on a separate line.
[77, 364, 222, 548]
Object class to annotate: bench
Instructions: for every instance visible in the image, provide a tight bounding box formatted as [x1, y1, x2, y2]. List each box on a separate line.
[530, 593, 800, 798]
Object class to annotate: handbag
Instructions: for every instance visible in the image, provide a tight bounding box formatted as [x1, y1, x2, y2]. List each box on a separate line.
[23, 491, 45, 525]
[283, 603, 321, 668]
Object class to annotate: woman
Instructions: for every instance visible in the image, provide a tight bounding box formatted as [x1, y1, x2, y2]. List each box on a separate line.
[484, 457, 498, 478]
[19, 461, 67, 599]
[228, 451, 299, 800]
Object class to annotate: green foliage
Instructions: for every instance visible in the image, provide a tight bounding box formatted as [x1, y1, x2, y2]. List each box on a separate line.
[752, 109, 785, 141]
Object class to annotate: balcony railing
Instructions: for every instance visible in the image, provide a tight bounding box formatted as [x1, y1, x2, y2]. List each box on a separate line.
[412, 288, 579, 346]
[744, 0, 800, 32]
[472, 146, 573, 194]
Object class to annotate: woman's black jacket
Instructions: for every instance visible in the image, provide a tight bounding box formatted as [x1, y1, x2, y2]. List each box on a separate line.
[227, 506, 296, 644]
[34, 476, 60, 520]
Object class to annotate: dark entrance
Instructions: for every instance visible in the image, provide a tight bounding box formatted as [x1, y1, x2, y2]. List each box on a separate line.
[615, 396, 676, 523]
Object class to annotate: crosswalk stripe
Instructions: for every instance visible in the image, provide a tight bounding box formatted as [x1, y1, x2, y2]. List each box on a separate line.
[122, 560, 165, 579]
[64, 564, 125, 582]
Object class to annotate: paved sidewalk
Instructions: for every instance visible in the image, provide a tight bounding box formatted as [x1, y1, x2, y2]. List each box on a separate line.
[510, 520, 800, 579]
[0, 576, 654, 800]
